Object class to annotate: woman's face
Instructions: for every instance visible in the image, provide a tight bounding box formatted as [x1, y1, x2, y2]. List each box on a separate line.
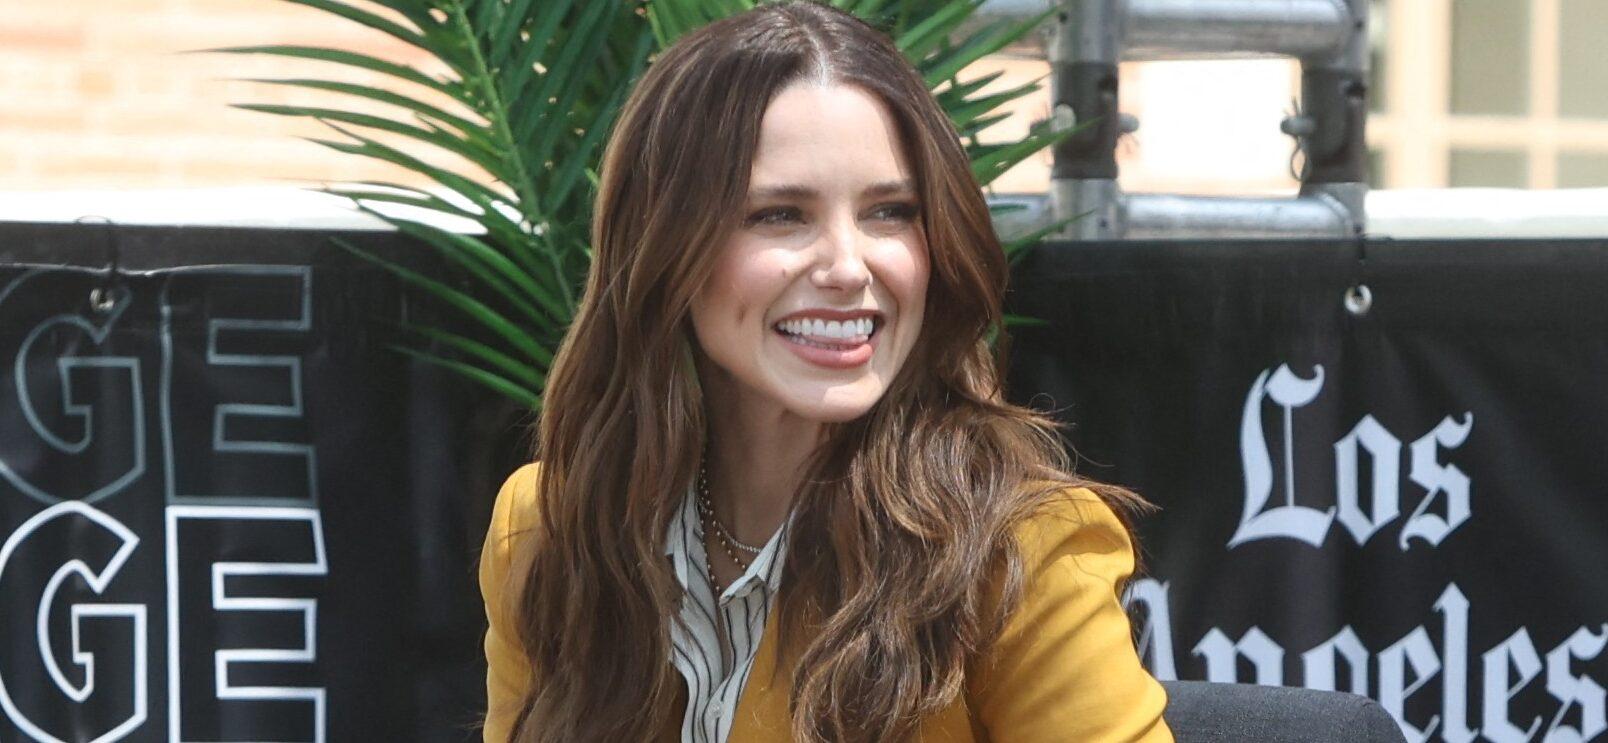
[690, 81, 929, 423]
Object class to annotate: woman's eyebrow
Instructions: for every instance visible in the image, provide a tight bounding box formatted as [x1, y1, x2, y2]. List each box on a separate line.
[748, 179, 914, 201]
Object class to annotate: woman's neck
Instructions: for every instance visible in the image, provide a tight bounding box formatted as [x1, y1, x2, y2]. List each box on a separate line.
[703, 387, 821, 548]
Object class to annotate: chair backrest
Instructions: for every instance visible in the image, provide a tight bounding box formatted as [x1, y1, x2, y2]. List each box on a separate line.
[1160, 681, 1406, 743]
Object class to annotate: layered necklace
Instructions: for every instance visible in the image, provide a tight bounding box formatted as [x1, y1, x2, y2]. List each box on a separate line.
[695, 455, 764, 597]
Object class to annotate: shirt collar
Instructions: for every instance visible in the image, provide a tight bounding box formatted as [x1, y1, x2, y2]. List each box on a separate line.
[664, 480, 795, 598]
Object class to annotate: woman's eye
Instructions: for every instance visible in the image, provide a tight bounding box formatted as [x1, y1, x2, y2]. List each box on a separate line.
[747, 208, 798, 226]
[875, 203, 920, 221]
[745, 203, 920, 227]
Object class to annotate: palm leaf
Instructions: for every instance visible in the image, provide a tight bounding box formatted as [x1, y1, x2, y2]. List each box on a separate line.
[324, 182, 483, 224]
[1002, 212, 1090, 266]
[236, 103, 507, 174]
[919, 7, 1055, 87]
[382, 217, 567, 325]
[241, 78, 486, 135]
[646, 0, 740, 47]
[392, 320, 546, 388]
[204, 45, 469, 102]
[1002, 313, 1049, 328]
[388, 344, 543, 408]
[896, 0, 983, 60]
[971, 119, 1083, 188]
[947, 75, 1046, 132]
[541, 27, 655, 214]
[274, 0, 431, 53]
[333, 237, 554, 367]
[935, 68, 1005, 100]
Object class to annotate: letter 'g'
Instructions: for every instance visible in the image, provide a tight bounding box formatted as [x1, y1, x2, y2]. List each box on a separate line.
[0, 501, 148, 743]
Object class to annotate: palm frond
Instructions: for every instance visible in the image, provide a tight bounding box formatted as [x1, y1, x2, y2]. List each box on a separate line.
[388, 343, 543, 407]
[274, 0, 431, 54]
[971, 119, 1084, 188]
[393, 320, 547, 389]
[1002, 313, 1049, 328]
[947, 75, 1046, 132]
[934, 68, 1006, 108]
[646, 0, 749, 47]
[203, 45, 469, 102]
[1002, 211, 1089, 265]
[896, 0, 984, 60]
[240, 78, 486, 135]
[333, 238, 554, 367]
[918, 6, 1055, 87]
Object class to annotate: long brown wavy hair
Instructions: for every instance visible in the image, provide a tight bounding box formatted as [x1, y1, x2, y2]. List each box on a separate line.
[509, 2, 1153, 740]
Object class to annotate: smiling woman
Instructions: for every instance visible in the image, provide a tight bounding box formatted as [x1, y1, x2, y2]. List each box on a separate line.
[479, 2, 1172, 742]
[691, 81, 929, 430]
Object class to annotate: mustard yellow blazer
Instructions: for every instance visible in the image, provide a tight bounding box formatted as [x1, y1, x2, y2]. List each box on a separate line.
[480, 462, 1173, 742]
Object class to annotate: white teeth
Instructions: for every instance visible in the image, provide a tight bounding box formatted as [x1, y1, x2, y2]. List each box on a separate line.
[775, 316, 878, 340]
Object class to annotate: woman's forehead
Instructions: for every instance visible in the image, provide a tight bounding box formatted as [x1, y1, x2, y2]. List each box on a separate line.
[748, 84, 913, 194]
[757, 84, 901, 147]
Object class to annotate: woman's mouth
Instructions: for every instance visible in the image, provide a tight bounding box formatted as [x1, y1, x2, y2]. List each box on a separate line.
[771, 316, 881, 369]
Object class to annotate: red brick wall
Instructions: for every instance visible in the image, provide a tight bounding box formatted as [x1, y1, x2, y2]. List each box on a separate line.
[0, 0, 463, 190]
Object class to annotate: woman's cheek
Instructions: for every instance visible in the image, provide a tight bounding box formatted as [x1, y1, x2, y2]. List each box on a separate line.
[877, 247, 928, 303]
[722, 246, 792, 333]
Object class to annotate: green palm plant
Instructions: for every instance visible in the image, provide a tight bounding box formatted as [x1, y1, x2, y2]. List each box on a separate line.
[215, 0, 1082, 409]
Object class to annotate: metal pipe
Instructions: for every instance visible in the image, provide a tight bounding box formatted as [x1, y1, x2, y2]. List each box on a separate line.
[1040, 0, 1370, 239]
[1123, 192, 1352, 238]
[1050, 178, 1123, 240]
[1124, 0, 1351, 61]
[1051, 0, 1124, 65]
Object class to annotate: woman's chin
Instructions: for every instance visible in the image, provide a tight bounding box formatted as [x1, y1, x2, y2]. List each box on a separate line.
[777, 384, 886, 423]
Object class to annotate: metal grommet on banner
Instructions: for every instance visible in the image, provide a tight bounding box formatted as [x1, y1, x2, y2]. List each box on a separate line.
[1343, 284, 1372, 317]
[89, 286, 117, 313]
[76, 215, 122, 314]
[1343, 233, 1370, 318]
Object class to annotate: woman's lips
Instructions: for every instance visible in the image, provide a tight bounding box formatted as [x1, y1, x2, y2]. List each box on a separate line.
[773, 322, 880, 369]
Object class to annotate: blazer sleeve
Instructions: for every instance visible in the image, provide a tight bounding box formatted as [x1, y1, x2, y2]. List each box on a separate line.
[967, 487, 1173, 742]
[480, 462, 541, 743]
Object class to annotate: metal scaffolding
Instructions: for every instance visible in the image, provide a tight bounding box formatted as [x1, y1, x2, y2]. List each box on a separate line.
[984, 0, 1370, 240]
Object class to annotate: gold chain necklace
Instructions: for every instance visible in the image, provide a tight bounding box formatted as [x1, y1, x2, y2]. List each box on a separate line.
[700, 471, 763, 556]
[696, 456, 758, 596]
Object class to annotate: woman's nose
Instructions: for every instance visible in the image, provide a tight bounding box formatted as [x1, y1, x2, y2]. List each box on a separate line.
[811, 220, 873, 291]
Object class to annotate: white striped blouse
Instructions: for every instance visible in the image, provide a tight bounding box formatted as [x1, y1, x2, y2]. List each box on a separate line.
[662, 482, 796, 743]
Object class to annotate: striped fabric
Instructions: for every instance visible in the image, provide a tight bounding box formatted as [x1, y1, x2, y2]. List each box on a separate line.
[662, 482, 795, 743]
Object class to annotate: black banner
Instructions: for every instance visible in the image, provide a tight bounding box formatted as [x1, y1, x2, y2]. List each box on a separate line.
[1006, 238, 1608, 743]
[0, 223, 519, 743]
[4, 225, 1606, 742]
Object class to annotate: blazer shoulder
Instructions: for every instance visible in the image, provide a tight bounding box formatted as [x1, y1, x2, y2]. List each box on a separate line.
[481, 462, 544, 627]
[480, 461, 543, 742]
[966, 482, 1172, 741]
[486, 462, 544, 560]
[1013, 482, 1136, 580]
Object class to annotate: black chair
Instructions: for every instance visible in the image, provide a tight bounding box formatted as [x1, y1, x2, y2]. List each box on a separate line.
[1161, 681, 1406, 743]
